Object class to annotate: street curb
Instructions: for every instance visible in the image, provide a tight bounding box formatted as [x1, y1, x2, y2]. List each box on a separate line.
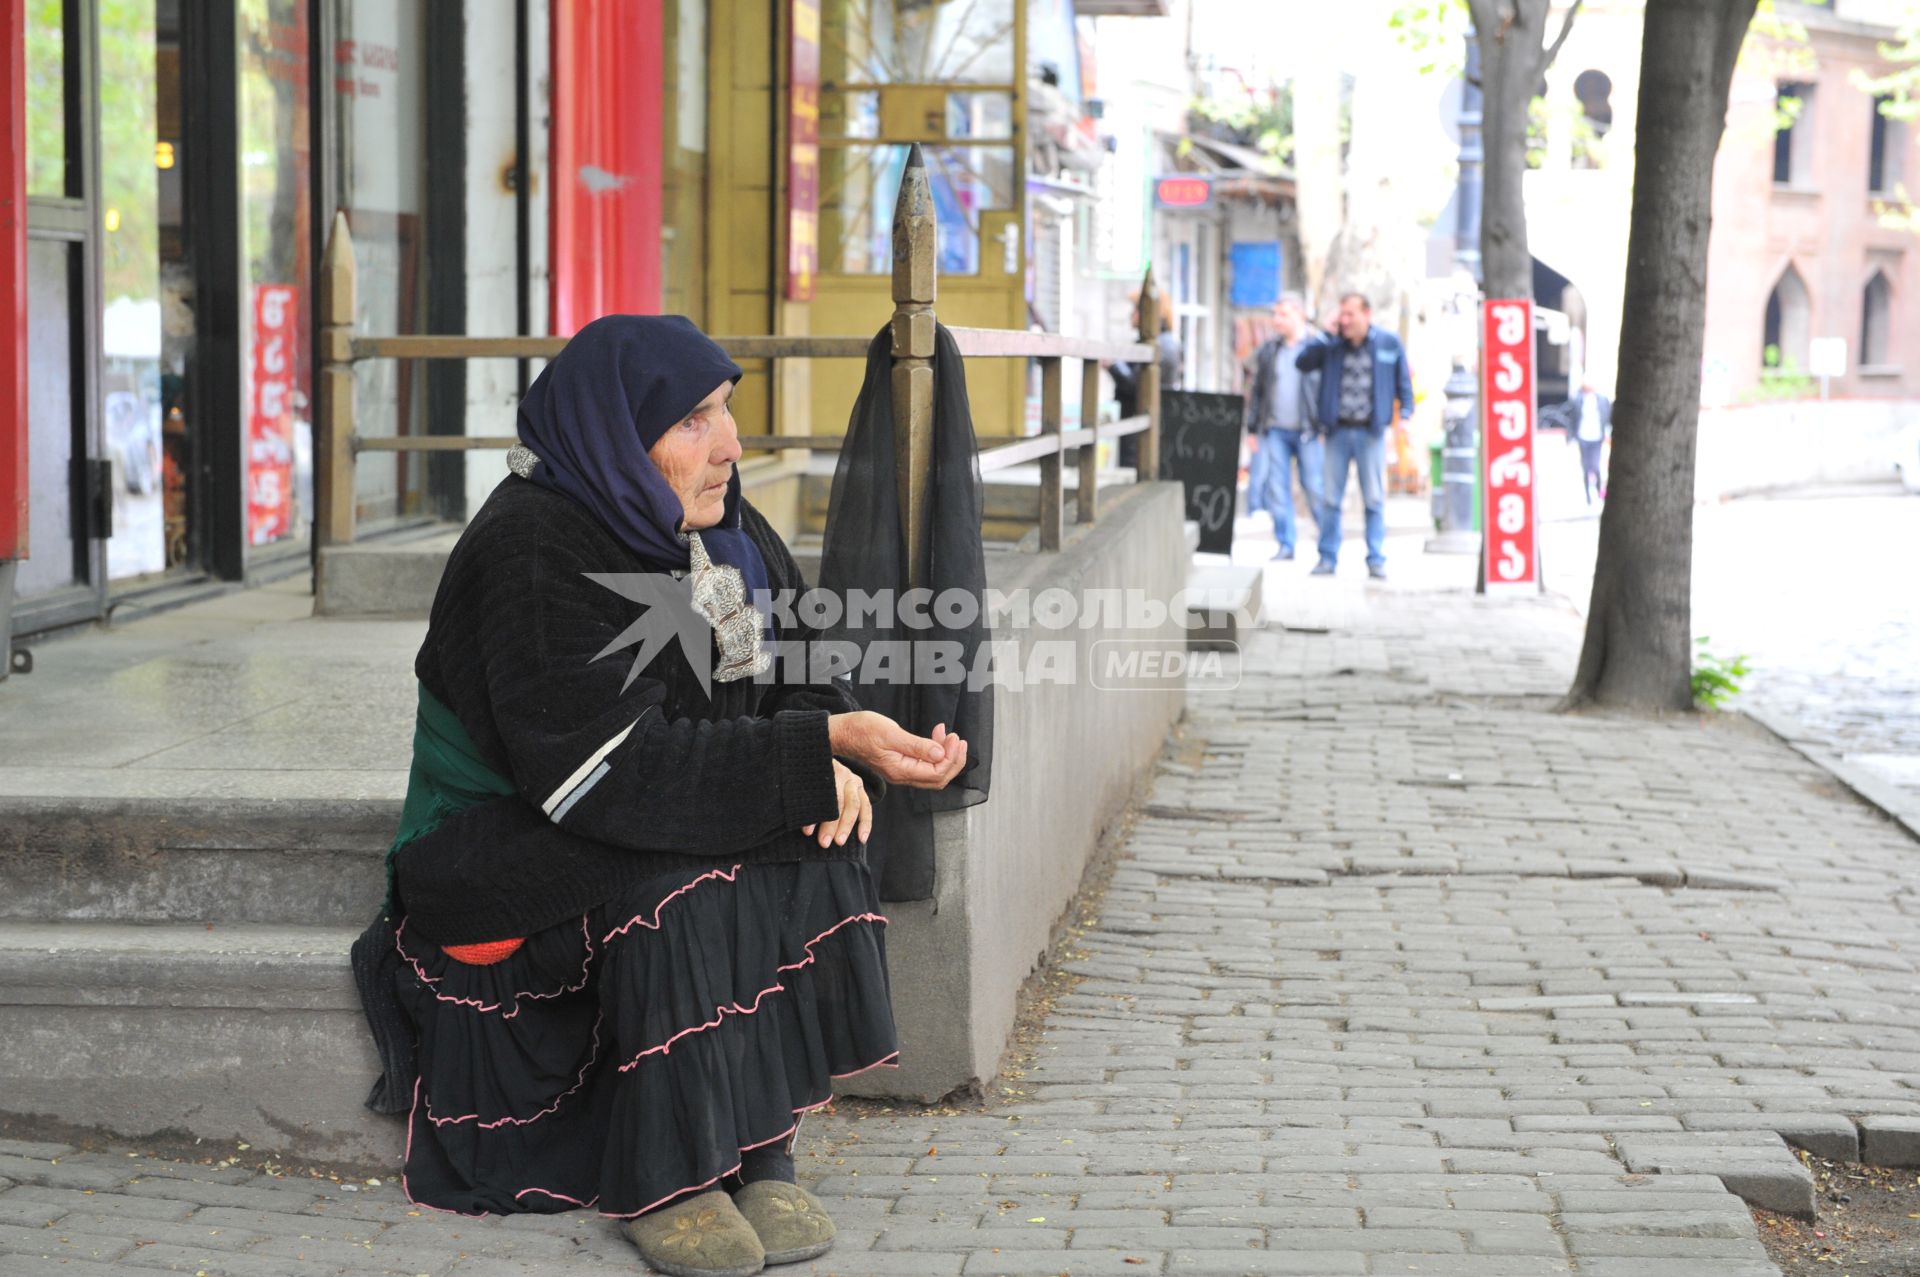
[1739, 705, 1920, 845]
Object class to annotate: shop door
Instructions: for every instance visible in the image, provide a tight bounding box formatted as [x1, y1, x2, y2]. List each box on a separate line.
[16, 0, 220, 636]
[810, 0, 1028, 437]
[18, 0, 107, 630]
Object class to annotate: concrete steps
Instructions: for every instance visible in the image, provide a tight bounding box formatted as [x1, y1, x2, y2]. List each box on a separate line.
[0, 920, 391, 1163]
[0, 795, 400, 1160]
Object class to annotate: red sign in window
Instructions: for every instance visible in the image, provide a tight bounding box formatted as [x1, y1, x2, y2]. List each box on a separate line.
[1154, 176, 1212, 209]
[247, 284, 298, 547]
[1481, 299, 1538, 594]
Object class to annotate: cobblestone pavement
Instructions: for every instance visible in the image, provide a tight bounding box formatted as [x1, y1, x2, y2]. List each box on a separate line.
[4, 559, 1920, 1276]
[1537, 487, 1920, 828]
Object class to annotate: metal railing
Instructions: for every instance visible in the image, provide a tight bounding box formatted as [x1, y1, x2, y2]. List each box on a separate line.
[314, 145, 1162, 584]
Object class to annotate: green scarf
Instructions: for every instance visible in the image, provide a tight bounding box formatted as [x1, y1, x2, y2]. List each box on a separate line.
[384, 682, 518, 914]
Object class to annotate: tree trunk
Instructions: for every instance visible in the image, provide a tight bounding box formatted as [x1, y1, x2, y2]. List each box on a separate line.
[1562, 0, 1759, 712]
[1470, 0, 1553, 302]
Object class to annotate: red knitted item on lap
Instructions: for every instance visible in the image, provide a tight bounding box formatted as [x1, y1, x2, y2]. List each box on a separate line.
[440, 938, 526, 965]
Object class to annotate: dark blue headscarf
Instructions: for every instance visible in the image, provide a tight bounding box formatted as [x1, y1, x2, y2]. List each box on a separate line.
[513, 315, 769, 607]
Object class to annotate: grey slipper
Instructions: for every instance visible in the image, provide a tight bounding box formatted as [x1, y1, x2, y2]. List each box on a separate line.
[731, 1180, 837, 1266]
[622, 1189, 766, 1277]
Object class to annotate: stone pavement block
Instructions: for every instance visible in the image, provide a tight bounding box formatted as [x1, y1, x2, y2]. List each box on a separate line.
[1679, 1111, 1860, 1160]
[1612, 1148, 1814, 1217]
[121, 1178, 329, 1213]
[1557, 1210, 1755, 1238]
[0, 1153, 134, 1191]
[39, 1209, 271, 1251]
[1266, 1228, 1465, 1254]
[1, 1184, 198, 1222]
[447, 1258, 635, 1277]
[1565, 1232, 1772, 1260]
[109, 1242, 416, 1277]
[0, 1197, 62, 1228]
[1172, 1207, 1359, 1229]
[964, 1250, 1165, 1274]
[1360, 1254, 1573, 1274]
[1168, 1251, 1365, 1275]
[1074, 1226, 1262, 1251]
[250, 1231, 464, 1272]
[1859, 1115, 1920, 1166]
[188, 1203, 388, 1241]
[0, 1257, 128, 1277]
[0, 1140, 73, 1159]
[872, 1225, 1068, 1251]
[0, 1220, 134, 1263]
[1571, 1260, 1777, 1277]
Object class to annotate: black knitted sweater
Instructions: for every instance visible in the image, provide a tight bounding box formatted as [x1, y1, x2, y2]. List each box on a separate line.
[392, 476, 873, 944]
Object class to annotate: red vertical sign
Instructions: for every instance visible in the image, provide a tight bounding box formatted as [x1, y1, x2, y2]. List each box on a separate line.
[248, 284, 297, 545]
[550, 0, 664, 334]
[1481, 299, 1539, 593]
[0, 0, 26, 563]
[787, 0, 821, 301]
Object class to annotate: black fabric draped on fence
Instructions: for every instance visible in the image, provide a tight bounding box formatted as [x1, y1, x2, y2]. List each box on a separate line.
[816, 325, 993, 902]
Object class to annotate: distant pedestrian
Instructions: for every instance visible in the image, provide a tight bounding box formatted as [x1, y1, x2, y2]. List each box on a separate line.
[1157, 320, 1185, 391]
[1568, 381, 1612, 505]
[1243, 292, 1325, 560]
[1295, 292, 1414, 580]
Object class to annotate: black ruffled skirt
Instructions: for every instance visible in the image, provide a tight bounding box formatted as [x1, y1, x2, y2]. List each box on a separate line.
[392, 860, 897, 1218]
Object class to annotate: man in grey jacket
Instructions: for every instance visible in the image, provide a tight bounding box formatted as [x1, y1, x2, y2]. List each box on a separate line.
[1242, 293, 1324, 560]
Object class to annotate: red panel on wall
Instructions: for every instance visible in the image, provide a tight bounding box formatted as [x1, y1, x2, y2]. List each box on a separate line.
[550, 0, 664, 336]
[0, 0, 25, 561]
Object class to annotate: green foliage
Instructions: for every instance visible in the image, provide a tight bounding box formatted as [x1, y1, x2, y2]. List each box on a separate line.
[1388, 0, 1472, 79]
[1691, 638, 1751, 710]
[1190, 81, 1295, 168]
[1850, 16, 1920, 122]
[1741, 347, 1816, 401]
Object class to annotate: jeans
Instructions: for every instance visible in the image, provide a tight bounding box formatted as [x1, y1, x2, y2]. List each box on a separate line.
[1248, 427, 1323, 553]
[1318, 426, 1387, 568]
[1577, 439, 1605, 504]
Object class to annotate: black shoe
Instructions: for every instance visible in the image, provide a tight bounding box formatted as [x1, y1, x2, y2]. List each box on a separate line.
[1310, 561, 1336, 576]
[1367, 563, 1387, 581]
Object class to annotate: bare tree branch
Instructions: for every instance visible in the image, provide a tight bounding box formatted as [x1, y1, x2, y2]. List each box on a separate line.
[1541, 0, 1585, 73]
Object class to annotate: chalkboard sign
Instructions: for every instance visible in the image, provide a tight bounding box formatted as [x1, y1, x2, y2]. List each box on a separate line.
[1158, 390, 1244, 555]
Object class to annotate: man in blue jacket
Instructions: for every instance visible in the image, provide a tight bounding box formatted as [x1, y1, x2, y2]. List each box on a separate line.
[1295, 293, 1414, 579]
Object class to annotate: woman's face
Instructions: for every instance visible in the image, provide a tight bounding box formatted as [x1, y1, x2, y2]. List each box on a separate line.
[648, 380, 742, 532]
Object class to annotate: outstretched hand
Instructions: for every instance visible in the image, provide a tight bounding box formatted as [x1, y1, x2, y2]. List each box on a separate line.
[829, 710, 970, 790]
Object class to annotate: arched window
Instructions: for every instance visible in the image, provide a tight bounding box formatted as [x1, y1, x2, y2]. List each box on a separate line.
[1861, 270, 1893, 368]
[1763, 265, 1812, 372]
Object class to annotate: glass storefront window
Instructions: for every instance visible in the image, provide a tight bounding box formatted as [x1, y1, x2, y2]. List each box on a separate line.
[662, 0, 708, 321]
[331, 0, 426, 527]
[99, 0, 173, 580]
[25, 0, 67, 197]
[239, 0, 312, 552]
[820, 0, 1016, 86]
[821, 143, 1014, 275]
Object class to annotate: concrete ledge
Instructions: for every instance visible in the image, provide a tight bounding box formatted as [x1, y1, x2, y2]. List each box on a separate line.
[315, 527, 462, 617]
[843, 481, 1188, 1103]
[0, 797, 393, 926]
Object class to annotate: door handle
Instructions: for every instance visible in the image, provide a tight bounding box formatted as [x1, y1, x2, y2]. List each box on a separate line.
[86, 457, 113, 541]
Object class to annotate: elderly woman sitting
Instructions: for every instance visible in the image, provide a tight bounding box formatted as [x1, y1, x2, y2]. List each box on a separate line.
[375, 316, 967, 1276]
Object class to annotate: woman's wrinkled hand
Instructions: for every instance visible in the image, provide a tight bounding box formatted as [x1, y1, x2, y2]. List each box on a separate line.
[802, 759, 873, 848]
[828, 710, 970, 790]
